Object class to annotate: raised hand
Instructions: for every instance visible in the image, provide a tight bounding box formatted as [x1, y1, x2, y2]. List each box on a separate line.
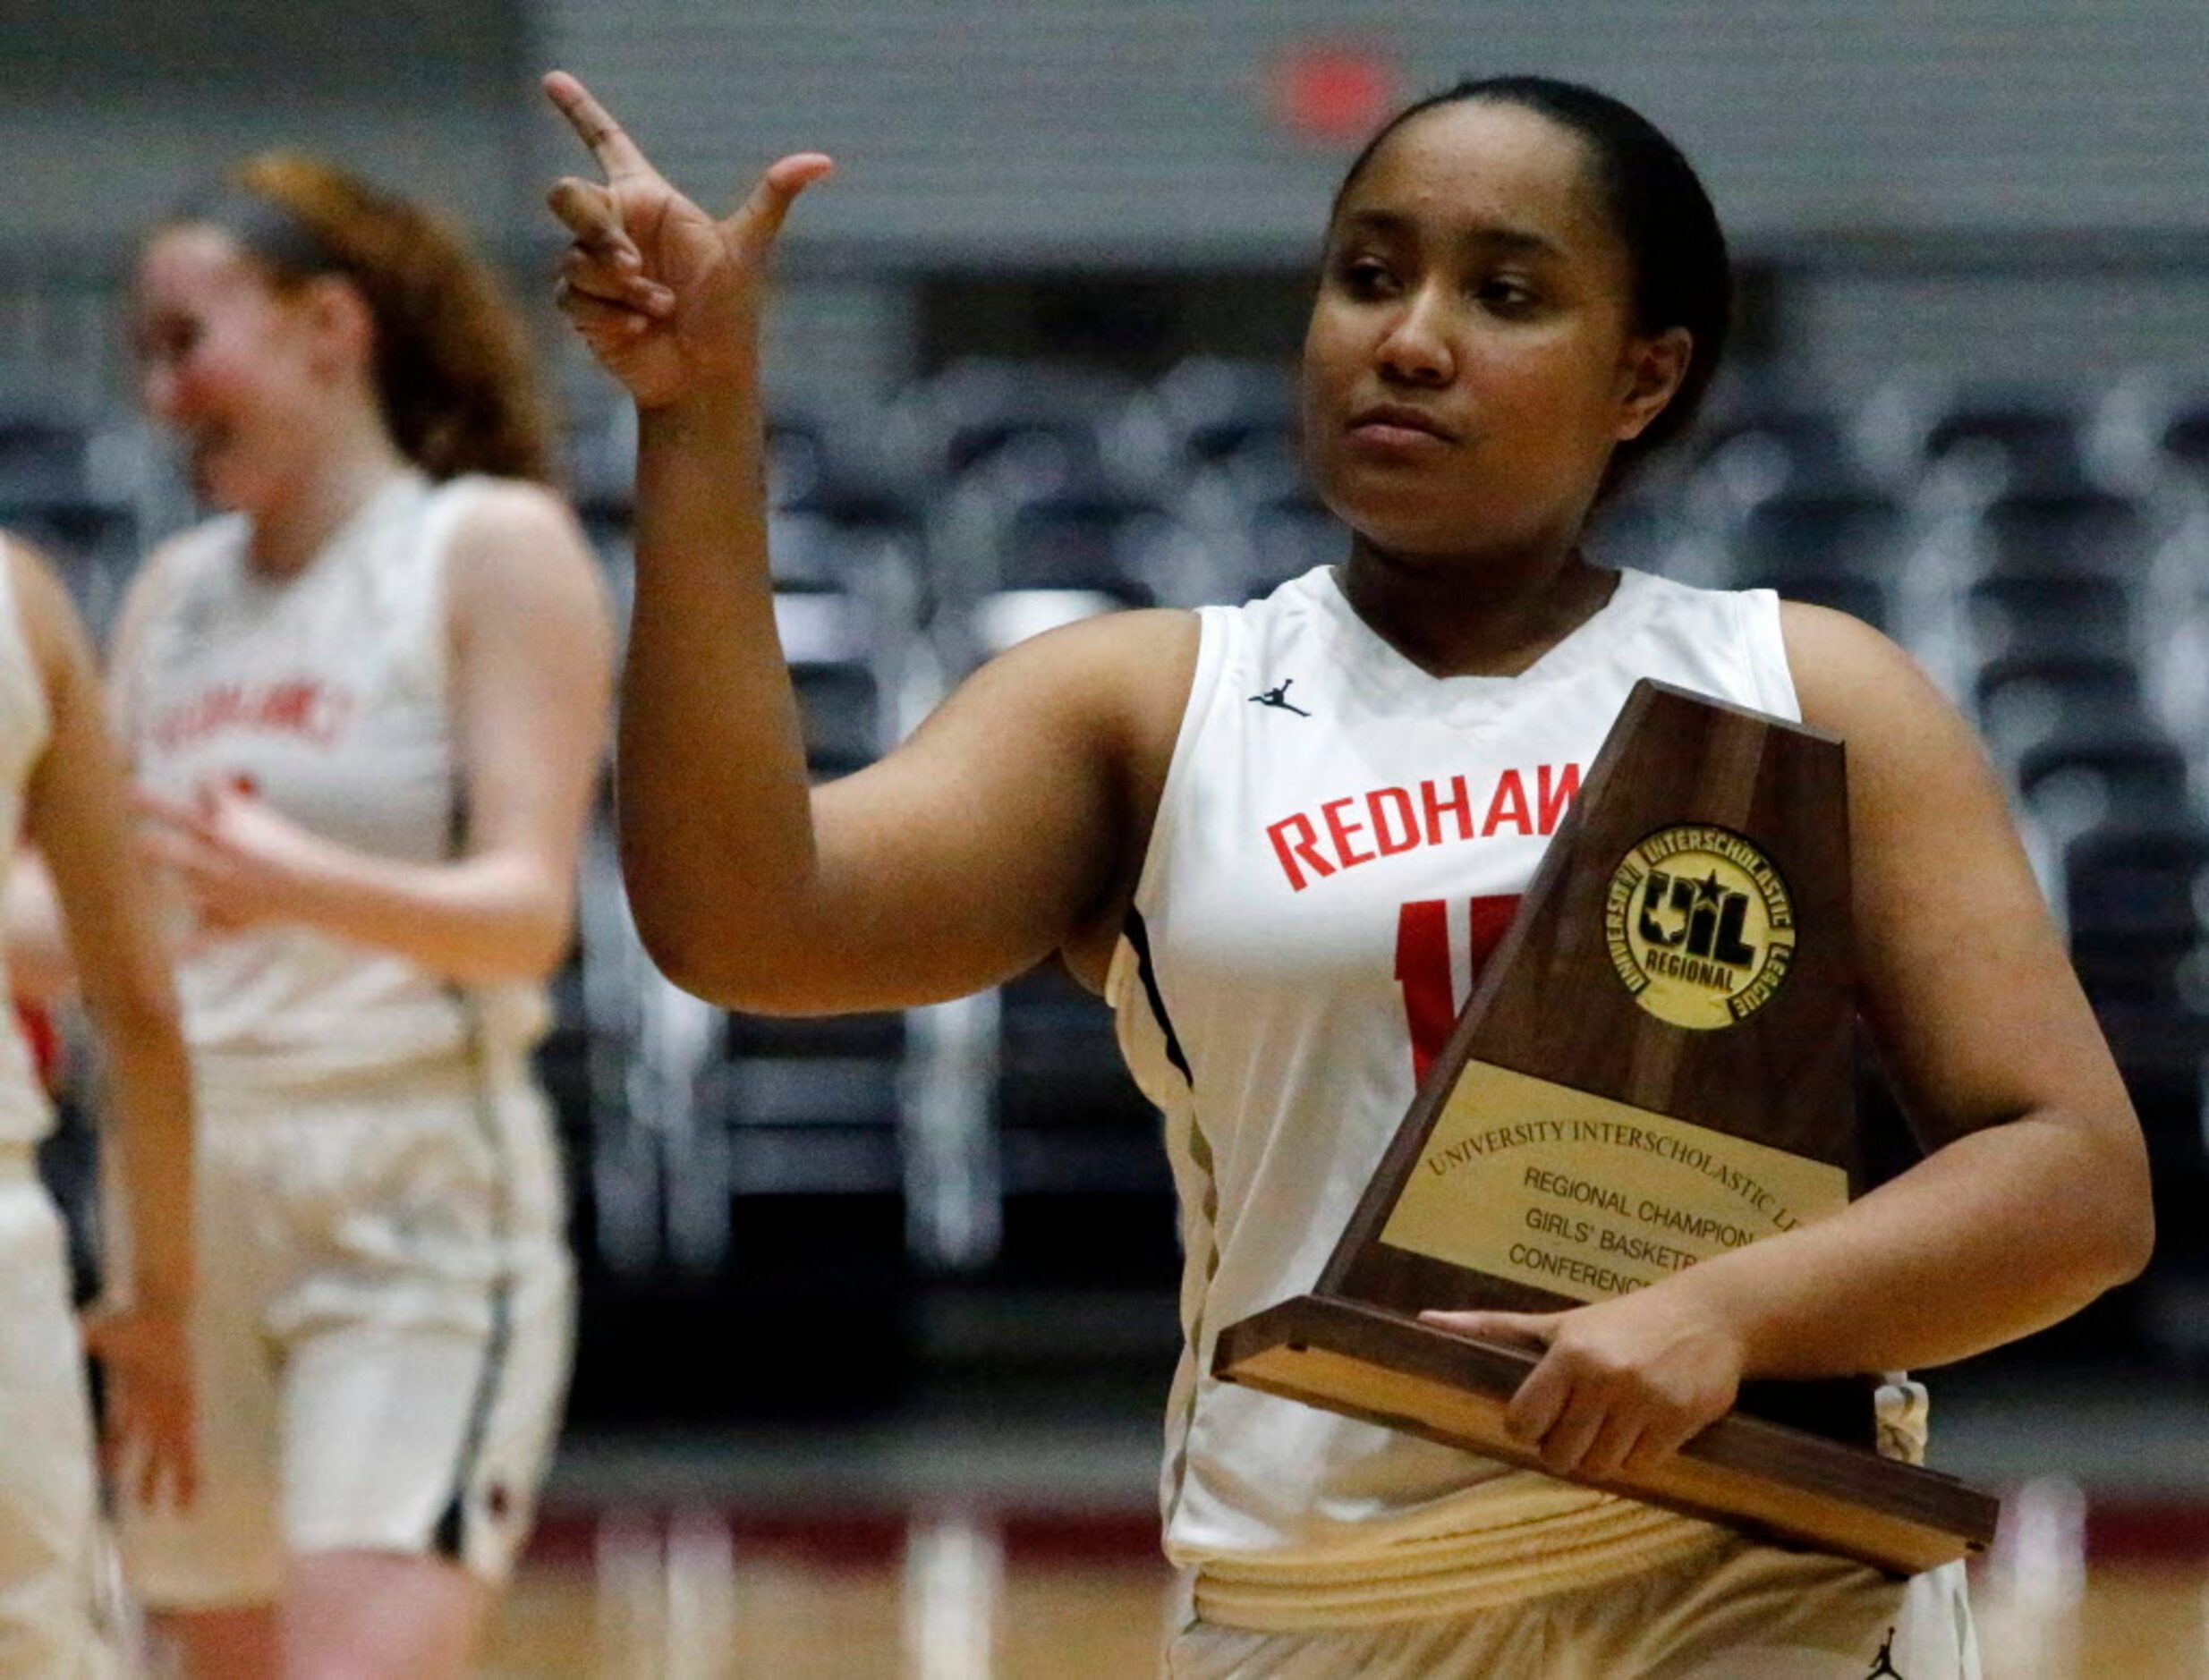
[543, 71, 833, 408]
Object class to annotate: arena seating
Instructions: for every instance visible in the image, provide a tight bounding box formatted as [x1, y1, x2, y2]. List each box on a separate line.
[0, 391, 144, 639]
[18, 358, 2209, 1355]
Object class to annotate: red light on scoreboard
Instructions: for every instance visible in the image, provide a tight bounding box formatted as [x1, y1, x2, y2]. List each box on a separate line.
[1272, 42, 1401, 146]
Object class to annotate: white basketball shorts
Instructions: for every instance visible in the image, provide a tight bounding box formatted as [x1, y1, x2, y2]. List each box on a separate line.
[1165, 1532, 1979, 1678]
[115, 1052, 573, 1609]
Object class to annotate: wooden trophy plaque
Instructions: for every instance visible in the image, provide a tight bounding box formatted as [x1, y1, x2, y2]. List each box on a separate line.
[1211, 679, 2000, 1575]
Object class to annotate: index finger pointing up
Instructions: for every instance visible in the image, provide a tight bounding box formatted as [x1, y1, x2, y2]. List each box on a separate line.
[544, 70, 658, 182]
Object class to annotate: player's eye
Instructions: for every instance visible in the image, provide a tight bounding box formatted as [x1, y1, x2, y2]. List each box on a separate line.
[1336, 257, 1399, 300]
[1474, 276, 1538, 314]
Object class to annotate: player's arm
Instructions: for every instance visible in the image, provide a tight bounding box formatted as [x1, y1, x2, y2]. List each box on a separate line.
[4, 536, 185, 1001]
[542, 71, 1186, 1013]
[136, 485, 616, 984]
[1429, 606, 2151, 1479]
[630, 348, 1184, 1009]
[13, 540, 197, 1504]
[1545, 607, 2155, 1403]
[1668, 605, 2154, 1368]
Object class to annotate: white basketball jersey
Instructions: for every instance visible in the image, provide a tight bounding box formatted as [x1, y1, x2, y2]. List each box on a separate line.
[1109, 564, 1802, 1628]
[122, 472, 547, 1091]
[0, 540, 54, 1146]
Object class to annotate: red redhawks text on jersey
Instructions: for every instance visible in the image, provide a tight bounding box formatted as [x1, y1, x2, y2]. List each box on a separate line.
[1266, 763, 1582, 892]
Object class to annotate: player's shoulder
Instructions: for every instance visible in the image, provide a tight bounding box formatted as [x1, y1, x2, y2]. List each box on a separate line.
[0, 530, 96, 697]
[999, 604, 1200, 669]
[978, 605, 1199, 694]
[441, 473, 583, 557]
[438, 474, 604, 616]
[1777, 598, 1949, 738]
[958, 607, 1200, 751]
[0, 531, 72, 642]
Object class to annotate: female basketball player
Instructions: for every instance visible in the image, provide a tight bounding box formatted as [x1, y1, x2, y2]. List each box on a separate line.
[545, 70, 2152, 1676]
[107, 155, 612, 1676]
[0, 531, 196, 1672]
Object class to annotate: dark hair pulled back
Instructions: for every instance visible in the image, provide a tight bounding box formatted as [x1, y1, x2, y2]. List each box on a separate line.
[1335, 76, 1731, 488]
[183, 152, 556, 485]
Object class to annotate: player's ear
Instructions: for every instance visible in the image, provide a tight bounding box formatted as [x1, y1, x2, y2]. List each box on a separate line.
[1615, 327, 1690, 442]
[294, 274, 375, 380]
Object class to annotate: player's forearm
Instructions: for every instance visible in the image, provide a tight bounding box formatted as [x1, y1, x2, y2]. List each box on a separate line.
[1668, 1107, 2152, 1378]
[280, 845, 575, 983]
[85, 992, 195, 1311]
[622, 387, 820, 998]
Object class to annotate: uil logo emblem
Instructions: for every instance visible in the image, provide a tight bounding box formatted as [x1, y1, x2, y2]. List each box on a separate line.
[1605, 823, 1796, 1031]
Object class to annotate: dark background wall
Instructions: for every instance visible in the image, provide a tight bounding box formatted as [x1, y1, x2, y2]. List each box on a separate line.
[5, 4, 2209, 403]
[542, 0, 2209, 255]
[0, 0, 536, 402]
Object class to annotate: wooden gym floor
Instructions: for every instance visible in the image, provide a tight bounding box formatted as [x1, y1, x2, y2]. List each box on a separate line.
[475, 1381, 2209, 1678]
[480, 1502, 2209, 1678]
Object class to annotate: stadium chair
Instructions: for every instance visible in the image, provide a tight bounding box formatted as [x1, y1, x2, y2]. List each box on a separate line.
[1976, 488, 2152, 581]
[0, 406, 143, 634]
[1692, 403, 1865, 501]
[1731, 489, 1907, 579]
[1234, 494, 1347, 602]
[1975, 653, 2147, 764]
[0, 405, 109, 505]
[709, 579, 925, 1187]
[1966, 573, 2137, 664]
[1924, 396, 2093, 494]
[940, 488, 1190, 660]
[2156, 397, 2209, 476]
[888, 360, 1139, 505]
[564, 397, 634, 539]
[1192, 427, 1312, 512]
[2063, 823, 2209, 1006]
[769, 395, 926, 533]
[1582, 488, 1678, 575]
[996, 492, 1173, 599]
[1710, 488, 1908, 630]
[990, 959, 1177, 1290]
[1145, 357, 1300, 471]
[2060, 819, 2209, 1294]
[575, 554, 935, 1275]
[2016, 725, 2196, 845]
[767, 509, 862, 592]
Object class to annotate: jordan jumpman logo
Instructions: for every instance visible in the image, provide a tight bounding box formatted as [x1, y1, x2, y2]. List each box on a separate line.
[1249, 679, 1312, 717]
[1866, 1627, 1904, 1679]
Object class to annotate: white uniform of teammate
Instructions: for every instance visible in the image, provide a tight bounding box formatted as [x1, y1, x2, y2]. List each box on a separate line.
[113, 472, 572, 1608]
[0, 542, 119, 1675]
[1110, 564, 1979, 1676]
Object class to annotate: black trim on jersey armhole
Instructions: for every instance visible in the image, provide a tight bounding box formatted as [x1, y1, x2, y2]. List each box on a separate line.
[1123, 907, 1193, 1091]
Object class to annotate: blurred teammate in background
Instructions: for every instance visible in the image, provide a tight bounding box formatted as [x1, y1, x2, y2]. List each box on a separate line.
[546, 68, 2149, 1678]
[88, 154, 612, 1677]
[0, 525, 195, 1674]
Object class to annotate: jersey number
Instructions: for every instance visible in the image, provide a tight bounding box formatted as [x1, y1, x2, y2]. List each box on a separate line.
[1394, 895, 1520, 1084]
